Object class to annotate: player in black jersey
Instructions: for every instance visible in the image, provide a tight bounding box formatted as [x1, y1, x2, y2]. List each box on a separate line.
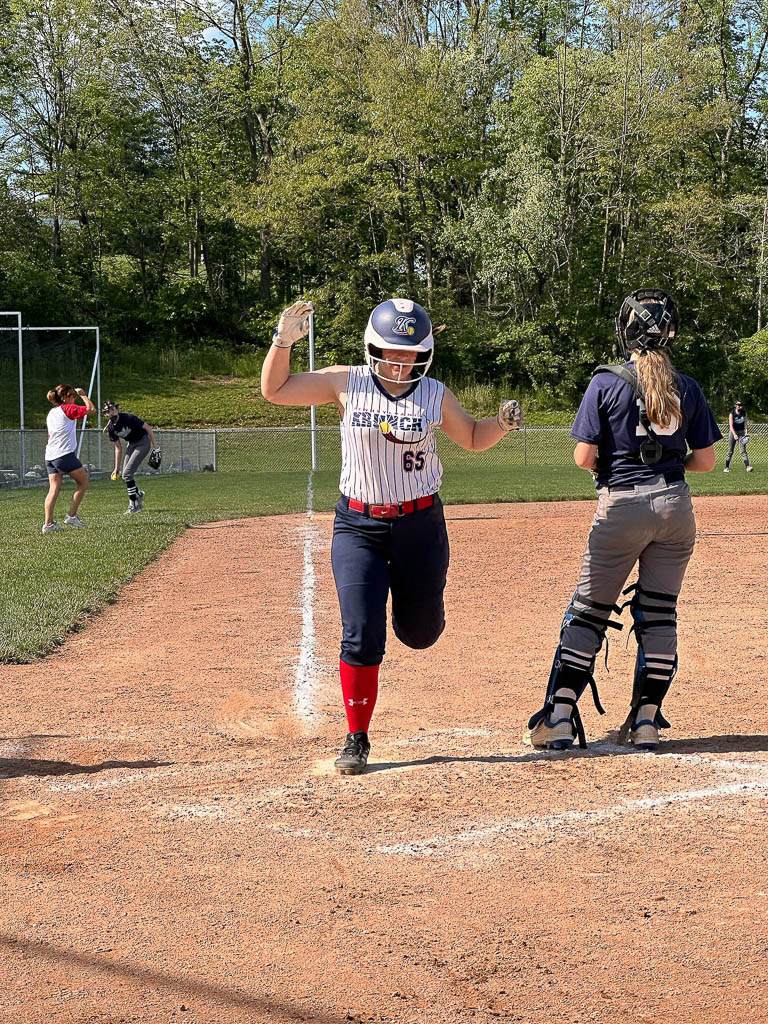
[723, 400, 753, 473]
[103, 401, 160, 513]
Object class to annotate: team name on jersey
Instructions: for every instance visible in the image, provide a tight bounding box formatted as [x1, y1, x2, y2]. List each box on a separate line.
[348, 410, 424, 431]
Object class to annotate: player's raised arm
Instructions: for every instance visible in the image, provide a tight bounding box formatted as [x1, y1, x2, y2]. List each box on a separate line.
[74, 387, 96, 414]
[261, 301, 346, 409]
[440, 389, 523, 451]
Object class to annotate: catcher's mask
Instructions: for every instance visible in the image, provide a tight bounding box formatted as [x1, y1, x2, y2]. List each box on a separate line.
[615, 289, 679, 357]
[364, 298, 434, 384]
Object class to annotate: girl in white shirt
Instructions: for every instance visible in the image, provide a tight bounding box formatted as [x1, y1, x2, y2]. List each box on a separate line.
[43, 384, 96, 533]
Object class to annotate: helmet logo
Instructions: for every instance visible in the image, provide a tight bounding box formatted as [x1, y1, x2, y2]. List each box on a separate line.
[393, 316, 416, 336]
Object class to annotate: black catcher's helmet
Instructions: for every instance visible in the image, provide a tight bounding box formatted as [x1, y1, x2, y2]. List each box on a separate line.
[615, 289, 679, 356]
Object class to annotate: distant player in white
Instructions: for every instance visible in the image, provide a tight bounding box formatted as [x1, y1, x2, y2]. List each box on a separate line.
[262, 297, 523, 774]
[43, 383, 96, 533]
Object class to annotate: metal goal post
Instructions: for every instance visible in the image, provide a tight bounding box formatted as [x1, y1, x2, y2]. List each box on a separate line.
[0, 316, 101, 478]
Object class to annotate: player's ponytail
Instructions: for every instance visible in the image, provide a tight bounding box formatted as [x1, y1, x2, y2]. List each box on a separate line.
[635, 349, 680, 430]
[48, 384, 76, 405]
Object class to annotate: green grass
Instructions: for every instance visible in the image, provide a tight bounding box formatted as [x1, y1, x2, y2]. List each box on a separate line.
[2, 458, 766, 663]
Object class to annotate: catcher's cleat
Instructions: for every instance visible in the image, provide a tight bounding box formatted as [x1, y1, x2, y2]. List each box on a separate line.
[64, 514, 86, 527]
[524, 715, 575, 750]
[629, 718, 660, 751]
[124, 503, 141, 515]
[334, 731, 371, 775]
[42, 521, 61, 534]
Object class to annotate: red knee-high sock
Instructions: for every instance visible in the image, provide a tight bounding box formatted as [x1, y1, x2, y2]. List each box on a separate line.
[339, 660, 379, 734]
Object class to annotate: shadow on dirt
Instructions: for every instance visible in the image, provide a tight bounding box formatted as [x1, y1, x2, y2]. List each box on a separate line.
[365, 751, 588, 772]
[0, 758, 172, 780]
[654, 734, 768, 755]
[0, 734, 71, 741]
[0, 933, 352, 1022]
[365, 734, 768, 772]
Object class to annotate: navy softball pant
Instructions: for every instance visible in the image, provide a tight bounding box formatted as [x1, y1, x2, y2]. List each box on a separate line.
[331, 495, 450, 666]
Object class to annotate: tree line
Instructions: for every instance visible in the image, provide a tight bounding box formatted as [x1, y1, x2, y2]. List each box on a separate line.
[2, 0, 768, 409]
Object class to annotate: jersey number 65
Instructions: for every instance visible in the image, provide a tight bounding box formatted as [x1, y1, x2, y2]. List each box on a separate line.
[403, 451, 425, 472]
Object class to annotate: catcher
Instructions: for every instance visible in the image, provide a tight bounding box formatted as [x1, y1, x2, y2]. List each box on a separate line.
[103, 401, 161, 514]
[723, 399, 753, 473]
[525, 289, 721, 752]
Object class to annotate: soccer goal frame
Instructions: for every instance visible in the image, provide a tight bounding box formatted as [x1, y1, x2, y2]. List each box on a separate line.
[0, 315, 101, 479]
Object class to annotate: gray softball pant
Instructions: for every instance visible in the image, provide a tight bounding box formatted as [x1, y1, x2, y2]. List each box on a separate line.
[122, 436, 151, 480]
[725, 434, 749, 466]
[562, 477, 697, 672]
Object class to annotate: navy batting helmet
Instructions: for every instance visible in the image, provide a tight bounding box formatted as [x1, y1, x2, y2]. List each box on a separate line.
[364, 298, 434, 383]
[615, 289, 679, 356]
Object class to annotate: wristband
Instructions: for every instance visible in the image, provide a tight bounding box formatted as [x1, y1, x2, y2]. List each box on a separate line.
[272, 331, 293, 349]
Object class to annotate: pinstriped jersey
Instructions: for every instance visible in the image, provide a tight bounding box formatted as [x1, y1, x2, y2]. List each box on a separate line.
[339, 366, 445, 504]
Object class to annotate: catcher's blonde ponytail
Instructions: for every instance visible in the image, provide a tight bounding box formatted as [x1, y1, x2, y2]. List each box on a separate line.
[635, 349, 680, 430]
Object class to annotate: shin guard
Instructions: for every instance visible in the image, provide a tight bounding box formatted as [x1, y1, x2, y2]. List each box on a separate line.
[528, 591, 623, 748]
[617, 584, 678, 742]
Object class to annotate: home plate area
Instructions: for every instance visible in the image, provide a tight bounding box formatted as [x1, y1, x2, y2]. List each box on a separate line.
[1, 495, 767, 1024]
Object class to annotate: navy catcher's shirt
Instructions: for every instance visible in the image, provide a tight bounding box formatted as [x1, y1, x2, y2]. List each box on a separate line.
[571, 362, 722, 488]
[107, 412, 147, 445]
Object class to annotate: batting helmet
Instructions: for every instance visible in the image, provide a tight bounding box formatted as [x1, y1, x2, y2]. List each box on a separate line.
[615, 289, 679, 356]
[364, 298, 434, 383]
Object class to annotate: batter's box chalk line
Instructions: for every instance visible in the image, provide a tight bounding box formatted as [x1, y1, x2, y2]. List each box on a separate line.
[373, 752, 768, 858]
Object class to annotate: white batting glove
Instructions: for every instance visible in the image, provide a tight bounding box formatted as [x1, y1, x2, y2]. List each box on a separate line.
[273, 301, 314, 347]
[497, 399, 523, 431]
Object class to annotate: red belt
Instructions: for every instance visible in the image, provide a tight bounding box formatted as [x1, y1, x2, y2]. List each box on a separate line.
[346, 494, 435, 519]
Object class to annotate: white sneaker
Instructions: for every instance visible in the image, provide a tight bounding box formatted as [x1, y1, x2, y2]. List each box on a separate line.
[723, 467, 730, 473]
[630, 719, 660, 751]
[64, 514, 86, 527]
[524, 715, 575, 750]
[42, 522, 61, 534]
[124, 503, 141, 515]
[746, 465, 753, 472]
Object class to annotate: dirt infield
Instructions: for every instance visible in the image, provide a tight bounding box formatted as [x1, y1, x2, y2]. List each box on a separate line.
[2, 494, 768, 1024]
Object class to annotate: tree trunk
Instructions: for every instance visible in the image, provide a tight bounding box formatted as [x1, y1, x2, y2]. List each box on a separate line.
[259, 226, 272, 300]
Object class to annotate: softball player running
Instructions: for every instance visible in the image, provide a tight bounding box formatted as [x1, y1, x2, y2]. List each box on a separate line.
[103, 402, 161, 514]
[723, 399, 753, 473]
[525, 289, 721, 752]
[261, 298, 523, 775]
[43, 384, 96, 533]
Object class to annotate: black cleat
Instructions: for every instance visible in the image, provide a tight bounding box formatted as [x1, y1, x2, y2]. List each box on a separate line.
[334, 731, 371, 775]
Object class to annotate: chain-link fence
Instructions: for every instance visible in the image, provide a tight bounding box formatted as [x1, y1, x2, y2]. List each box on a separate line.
[2, 423, 765, 487]
[0, 429, 216, 487]
[213, 423, 768, 473]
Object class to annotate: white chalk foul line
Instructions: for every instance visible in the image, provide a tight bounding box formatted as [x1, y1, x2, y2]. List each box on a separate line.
[293, 473, 322, 724]
[376, 762, 768, 858]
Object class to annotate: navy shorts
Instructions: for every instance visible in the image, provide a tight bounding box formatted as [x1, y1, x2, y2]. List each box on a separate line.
[331, 494, 450, 666]
[46, 452, 84, 475]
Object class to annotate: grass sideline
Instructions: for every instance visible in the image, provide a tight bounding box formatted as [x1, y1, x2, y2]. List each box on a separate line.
[2, 463, 766, 664]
